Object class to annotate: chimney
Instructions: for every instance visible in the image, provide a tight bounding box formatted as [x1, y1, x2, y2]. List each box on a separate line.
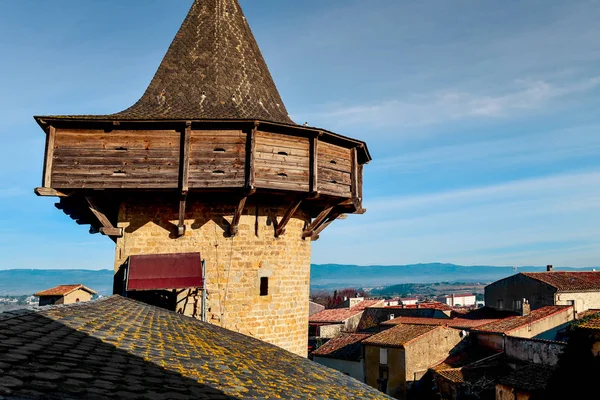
[521, 298, 530, 316]
[547, 265, 553, 272]
[451, 293, 455, 306]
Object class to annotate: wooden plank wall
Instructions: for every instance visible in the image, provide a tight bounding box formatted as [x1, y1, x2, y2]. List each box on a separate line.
[189, 130, 246, 188]
[254, 131, 310, 191]
[317, 142, 352, 197]
[51, 129, 180, 189]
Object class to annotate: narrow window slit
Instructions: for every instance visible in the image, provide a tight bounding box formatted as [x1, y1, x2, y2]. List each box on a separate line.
[330, 160, 337, 164]
[278, 151, 288, 156]
[115, 146, 128, 151]
[278, 173, 288, 178]
[260, 277, 269, 296]
[112, 170, 127, 177]
[213, 148, 226, 153]
[330, 179, 338, 184]
[213, 170, 225, 175]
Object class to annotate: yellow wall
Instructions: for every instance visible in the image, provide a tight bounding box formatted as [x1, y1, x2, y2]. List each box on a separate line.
[114, 197, 312, 356]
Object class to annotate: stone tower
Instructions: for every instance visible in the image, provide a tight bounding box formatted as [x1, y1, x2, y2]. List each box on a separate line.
[34, 0, 370, 357]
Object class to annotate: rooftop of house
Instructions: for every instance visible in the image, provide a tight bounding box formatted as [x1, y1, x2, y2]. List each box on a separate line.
[520, 271, 600, 292]
[34, 284, 97, 297]
[498, 363, 556, 392]
[0, 296, 388, 399]
[473, 305, 572, 334]
[381, 316, 498, 330]
[576, 312, 600, 331]
[309, 299, 384, 324]
[362, 324, 443, 348]
[311, 333, 373, 361]
[384, 301, 454, 311]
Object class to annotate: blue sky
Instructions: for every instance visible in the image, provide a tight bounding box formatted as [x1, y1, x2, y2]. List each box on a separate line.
[2, 0, 600, 269]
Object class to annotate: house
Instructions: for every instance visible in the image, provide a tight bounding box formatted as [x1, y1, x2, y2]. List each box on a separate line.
[363, 324, 465, 399]
[34, 284, 97, 306]
[311, 332, 372, 381]
[472, 305, 574, 348]
[309, 299, 384, 340]
[438, 293, 477, 307]
[0, 296, 388, 399]
[431, 336, 565, 400]
[384, 298, 418, 307]
[485, 265, 600, 314]
[356, 303, 454, 333]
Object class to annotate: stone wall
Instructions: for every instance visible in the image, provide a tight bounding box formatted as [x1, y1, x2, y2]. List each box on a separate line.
[113, 195, 312, 357]
[504, 336, 565, 366]
[555, 291, 600, 314]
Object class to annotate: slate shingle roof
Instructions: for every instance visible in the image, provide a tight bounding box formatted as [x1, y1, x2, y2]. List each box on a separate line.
[362, 324, 441, 348]
[0, 296, 389, 399]
[36, 0, 293, 125]
[311, 333, 372, 361]
[521, 271, 600, 291]
[473, 305, 571, 334]
[309, 300, 384, 324]
[34, 284, 97, 297]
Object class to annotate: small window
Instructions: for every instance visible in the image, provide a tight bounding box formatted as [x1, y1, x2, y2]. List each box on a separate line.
[497, 299, 504, 309]
[379, 348, 388, 365]
[260, 277, 269, 296]
[75, 298, 80, 303]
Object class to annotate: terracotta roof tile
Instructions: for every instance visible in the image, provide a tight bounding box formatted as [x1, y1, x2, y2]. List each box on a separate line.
[381, 317, 498, 329]
[363, 324, 442, 348]
[577, 312, 600, 331]
[436, 368, 465, 383]
[384, 301, 453, 311]
[309, 300, 384, 324]
[521, 271, 600, 291]
[34, 284, 97, 297]
[473, 305, 572, 334]
[311, 333, 372, 361]
[0, 296, 388, 399]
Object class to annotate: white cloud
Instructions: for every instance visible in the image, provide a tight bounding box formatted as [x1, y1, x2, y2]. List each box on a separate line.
[304, 77, 600, 129]
[313, 169, 600, 267]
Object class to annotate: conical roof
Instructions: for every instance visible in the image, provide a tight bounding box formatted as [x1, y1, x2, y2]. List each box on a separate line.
[47, 0, 294, 124]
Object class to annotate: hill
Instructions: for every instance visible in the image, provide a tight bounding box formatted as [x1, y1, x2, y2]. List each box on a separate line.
[0, 269, 113, 296]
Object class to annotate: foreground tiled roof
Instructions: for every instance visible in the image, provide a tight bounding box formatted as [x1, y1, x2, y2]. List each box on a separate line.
[435, 368, 465, 383]
[473, 305, 572, 334]
[498, 363, 555, 391]
[381, 316, 498, 329]
[34, 284, 97, 297]
[311, 333, 372, 361]
[521, 271, 600, 291]
[309, 300, 384, 324]
[577, 312, 600, 331]
[0, 296, 389, 399]
[36, 0, 293, 125]
[362, 324, 441, 348]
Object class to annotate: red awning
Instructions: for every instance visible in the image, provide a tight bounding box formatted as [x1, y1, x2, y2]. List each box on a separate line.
[126, 252, 203, 291]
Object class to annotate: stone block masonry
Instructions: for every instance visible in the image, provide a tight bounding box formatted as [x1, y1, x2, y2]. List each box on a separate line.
[114, 195, 312, 357]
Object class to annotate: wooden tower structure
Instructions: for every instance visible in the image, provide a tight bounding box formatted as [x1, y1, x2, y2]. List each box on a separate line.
[34, 0, 370, 356]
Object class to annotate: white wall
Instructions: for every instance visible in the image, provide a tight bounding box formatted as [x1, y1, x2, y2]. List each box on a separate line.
[312, 357, 364, 382]
[555, 291, 600, 314]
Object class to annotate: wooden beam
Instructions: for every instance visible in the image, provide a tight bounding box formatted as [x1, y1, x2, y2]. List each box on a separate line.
[177, 192, 188, 237]
[42, 126, 56, 187]
[180, 122, 192, 192]
[267, 207, 279, 235]
[314, 212, 341, 236]
[34, 187, 67, 197]
[309, 136, 319, 195]
[85, 196, 122, 237]
[351, 147, 359, 198]
[275, 198, 303, 237]
[245, 121, 258, 190]
[302, 206, 334, 238]
[229, 196, 248, 237]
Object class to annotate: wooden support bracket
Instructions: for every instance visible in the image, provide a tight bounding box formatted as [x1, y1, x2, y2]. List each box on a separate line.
[275, 198, 303, 237]
[302, 206, 334, 239]
[85, 196, 122, 238]
[177, 192, 188, 237]
[34, 187, 67, 197]
[229, 196, 248, 237]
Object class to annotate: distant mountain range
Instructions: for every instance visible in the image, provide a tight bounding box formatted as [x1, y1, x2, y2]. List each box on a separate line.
[0, 263, 596, 295]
